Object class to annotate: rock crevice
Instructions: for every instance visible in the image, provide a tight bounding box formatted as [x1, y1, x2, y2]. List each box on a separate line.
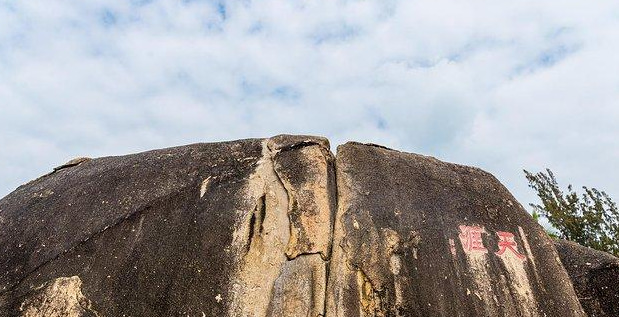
[228, 136, 336, 317]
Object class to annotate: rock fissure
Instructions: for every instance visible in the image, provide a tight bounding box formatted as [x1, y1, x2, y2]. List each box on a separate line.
[51, 158, 92, 173]
[269, 141, 325, 154]
[230, 137, 337, 317]
[246, 194, 267, 254]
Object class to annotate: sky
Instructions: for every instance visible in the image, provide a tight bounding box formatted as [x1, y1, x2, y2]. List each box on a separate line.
[1, 0, 619, 214]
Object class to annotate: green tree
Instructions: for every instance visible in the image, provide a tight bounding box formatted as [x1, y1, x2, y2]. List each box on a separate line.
[524, 169, 619, 256]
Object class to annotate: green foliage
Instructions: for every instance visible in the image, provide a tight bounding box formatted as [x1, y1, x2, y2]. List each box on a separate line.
[525, 168, 619, 256]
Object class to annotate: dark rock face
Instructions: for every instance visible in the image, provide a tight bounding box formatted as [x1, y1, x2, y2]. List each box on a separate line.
[327, 143, 584, 317]
[0, 135, 589, 316]
[555, 239, 619, 317]
[0, 139, 266, 316]
[0, 136, 335, 316]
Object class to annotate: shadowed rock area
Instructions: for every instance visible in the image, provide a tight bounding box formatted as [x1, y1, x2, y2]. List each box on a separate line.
[0, 134, 603, 316]
[555, 239, 619, 317]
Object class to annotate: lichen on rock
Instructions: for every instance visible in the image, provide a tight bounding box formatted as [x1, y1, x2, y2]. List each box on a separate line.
[19, 276, 98, 317]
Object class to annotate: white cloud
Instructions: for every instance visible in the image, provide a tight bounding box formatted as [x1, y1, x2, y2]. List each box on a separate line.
[1, 0, 619, 211]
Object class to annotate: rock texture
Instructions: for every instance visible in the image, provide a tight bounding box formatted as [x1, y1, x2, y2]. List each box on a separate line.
[0, 135, 595, 316]
[555, 239, 619, 317]
[327, 142, 584, 317]
[18, 276, 98, 317]
[0, 135, 334, 317]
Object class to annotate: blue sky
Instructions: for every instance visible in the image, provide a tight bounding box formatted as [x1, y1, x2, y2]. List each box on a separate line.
[1, 0, 619, 212]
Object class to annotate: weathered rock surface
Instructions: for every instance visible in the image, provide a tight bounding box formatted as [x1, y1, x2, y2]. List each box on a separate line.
[326, 142, 584, 317]
[0, 135, 335, 316]
[18, 276, 98, 317]
[0, 135, 594, 316]
[555, 239, 619, 317]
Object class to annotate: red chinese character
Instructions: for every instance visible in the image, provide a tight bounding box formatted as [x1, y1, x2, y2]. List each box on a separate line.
[458, 225, 488, 254]
[495, 231, 526, 261]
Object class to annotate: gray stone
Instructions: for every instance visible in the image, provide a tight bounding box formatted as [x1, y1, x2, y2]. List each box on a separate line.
[555, 239, 619, 317]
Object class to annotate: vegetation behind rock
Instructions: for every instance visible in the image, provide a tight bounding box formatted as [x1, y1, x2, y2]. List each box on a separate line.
[525, 168, 619, 256]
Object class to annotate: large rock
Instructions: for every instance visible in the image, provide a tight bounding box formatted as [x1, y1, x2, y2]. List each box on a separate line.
[326, 142, 584, 317]
[0, 135, 336, 316]
[0, 135, 586, 316]
[554, 239, 619, 317]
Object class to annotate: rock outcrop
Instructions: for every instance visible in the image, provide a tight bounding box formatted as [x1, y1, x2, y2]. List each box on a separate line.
[327, 142, 584, 317]
[555, 239, 619, 317]
[0, 135, 593, 316]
